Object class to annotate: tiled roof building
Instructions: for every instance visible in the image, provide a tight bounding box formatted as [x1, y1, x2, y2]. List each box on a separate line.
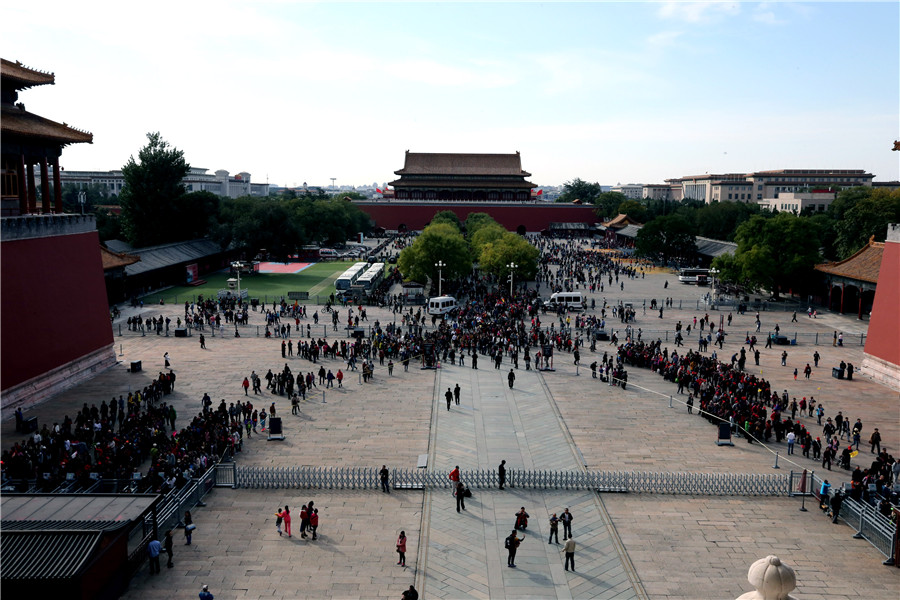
[388, 151, 535, 201]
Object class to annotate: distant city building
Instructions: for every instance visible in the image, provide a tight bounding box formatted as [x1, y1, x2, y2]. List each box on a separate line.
[664, 169, 874, 204]
[641, 184, 680, 201]
[388, 151, 535, 201]
[610, 183, 643, 200]
[758, 191, 837, 213]
[60, 166, 269, 198]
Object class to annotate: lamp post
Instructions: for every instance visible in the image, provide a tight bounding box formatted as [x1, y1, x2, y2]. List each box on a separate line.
[435, 261, 445, 297]
[507, 262, 518, 297]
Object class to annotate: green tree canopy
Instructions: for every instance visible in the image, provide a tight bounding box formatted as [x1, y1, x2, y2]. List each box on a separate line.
[118, 132, 191, 247]
[694, 201, 763, 241]
[833, 188, 900, 258]
[397, 222, 471, 285]
[429, 210, 462, 231]
[617, 199, 648, 223]
[713, 213, 822, 299]
[215, 197, 302, 259]
[634, 214, 697, 264]
[464, 212, 499, 237]
[469, 223, 506, 259]
[478, 232, 540, 283]
[594, 191, 628, 221]
[558, 178, 602, 205]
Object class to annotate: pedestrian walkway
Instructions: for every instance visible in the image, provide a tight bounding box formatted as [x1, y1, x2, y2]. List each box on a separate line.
[418, 364, 645, 599]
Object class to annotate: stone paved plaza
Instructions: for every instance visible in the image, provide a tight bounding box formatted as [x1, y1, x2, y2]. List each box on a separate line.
[3, 263, 899, 599]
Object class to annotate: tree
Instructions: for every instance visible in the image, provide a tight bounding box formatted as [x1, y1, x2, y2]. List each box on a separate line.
[557, 178, 602, 205]
[118, 132, 190, 247]
[694, 201, 763, 241]
[617, 199, 648, 223]
[464, 212, 499, 237]
[397, 223, 471, 284]
[469, 223, 506, 259]
[170, 191, 220, 241]
[215, 197, 302, 259]
[593, 192, 628, 221]
[833, 188, 900, 258]
[634, 214, 697, 264]
[60, 183, 109, 213]
[429, 210, 462, 231]
[713, 213, 822, 299]
[477, 232, 540, 282]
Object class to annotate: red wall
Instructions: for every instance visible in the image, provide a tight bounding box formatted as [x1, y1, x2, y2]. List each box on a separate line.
[864, 238, 900, 366]
[1, 231, 113, 390]
[357, 202, 598, 232]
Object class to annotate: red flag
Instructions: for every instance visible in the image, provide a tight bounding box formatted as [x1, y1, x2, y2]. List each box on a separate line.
[376, 188, 382, 193]
[537, 189, 543, 195]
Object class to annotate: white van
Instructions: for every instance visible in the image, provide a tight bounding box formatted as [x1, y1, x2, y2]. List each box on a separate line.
[548, 292, 584, 311]
[318, 248, 338, 259]
[427, 296, 458, 316]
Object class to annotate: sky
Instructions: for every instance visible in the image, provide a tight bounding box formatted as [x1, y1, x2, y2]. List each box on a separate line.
[3, 1, 898, 188]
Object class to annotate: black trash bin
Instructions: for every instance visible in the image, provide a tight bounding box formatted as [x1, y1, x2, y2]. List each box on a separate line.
[832, 367, 843, 379]
[130, 360, 142, 373]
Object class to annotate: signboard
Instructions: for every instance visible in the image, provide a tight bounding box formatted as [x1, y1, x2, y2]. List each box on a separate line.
[288, 291, 309, 300]
[716, 422, 734, 446]
[186, 263, 199, 283]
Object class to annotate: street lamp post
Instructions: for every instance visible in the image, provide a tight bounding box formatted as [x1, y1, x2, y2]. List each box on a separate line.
[507, 262, 518, 297]
[435, 261, 446, 297]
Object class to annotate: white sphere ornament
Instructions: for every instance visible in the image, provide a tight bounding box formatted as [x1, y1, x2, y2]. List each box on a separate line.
[736, 555, 798, 600]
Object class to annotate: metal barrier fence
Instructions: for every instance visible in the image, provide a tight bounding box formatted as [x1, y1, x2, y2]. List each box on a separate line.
[222, 465, 792, 496]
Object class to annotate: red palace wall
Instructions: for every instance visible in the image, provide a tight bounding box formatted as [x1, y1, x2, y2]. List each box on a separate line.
[1, 219, 114, 392]
[356, 202, 598, 232]
[863, 225, 900, 367]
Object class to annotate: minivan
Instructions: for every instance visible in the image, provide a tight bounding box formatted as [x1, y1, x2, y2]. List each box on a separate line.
[548, 292, 584, 311]
[427, 296, 458, 316]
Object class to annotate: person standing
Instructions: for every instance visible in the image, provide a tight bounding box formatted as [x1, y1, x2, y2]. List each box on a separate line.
[282, 506, 292, 538]
[275, 507, 284, 536]
[498, 460, 506, 490]
[505, 530, 521, 568]
[456, 481, 466, 512]
[401, 585, 419, 600]
[184, 510, 194, 545]
[309, 508, 319, 540]
[508, 368, 515, 389]
[199, 334, 206, 349]
[786, 431, 796, 455]
[242, 377, 250, 395]
[515, 507, 529, 531]
[561, 508, 573, 540]
[380, 465, 391, 493]
[563, 536, 576, 571]
[164, 352, 170, 368]
[396, 530, 407, 567]
[147, 537, 162, 575]
[870, 428, 882, 454]
[454, 383, 461, 405]
[199, 584, 214, 600]
[548, 513, 560, 544]
[164, 529, 174, 568]
[449, 466, 460, 495]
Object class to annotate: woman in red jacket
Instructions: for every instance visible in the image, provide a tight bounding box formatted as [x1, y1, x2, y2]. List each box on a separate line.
[396, 530, 407, 567]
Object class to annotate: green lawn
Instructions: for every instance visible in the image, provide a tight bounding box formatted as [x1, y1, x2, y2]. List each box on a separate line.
[139, 262, 356, 306]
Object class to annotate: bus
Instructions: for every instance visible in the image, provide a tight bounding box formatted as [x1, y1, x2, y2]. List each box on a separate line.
[678, 268, 710, 285]
[335, 262, 368, 292]
[354, 263, 385, 291]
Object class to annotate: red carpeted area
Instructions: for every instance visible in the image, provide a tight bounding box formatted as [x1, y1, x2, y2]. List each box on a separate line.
[256, 262, 313, 274]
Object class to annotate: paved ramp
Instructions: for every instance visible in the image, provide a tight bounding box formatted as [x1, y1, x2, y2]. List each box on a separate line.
[419, 364, 645, 599]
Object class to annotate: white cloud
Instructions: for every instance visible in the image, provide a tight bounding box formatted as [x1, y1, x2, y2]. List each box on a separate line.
[752, 3, 787, 25]
[657, 1, 741, 24]
[646, 30, 684, 48]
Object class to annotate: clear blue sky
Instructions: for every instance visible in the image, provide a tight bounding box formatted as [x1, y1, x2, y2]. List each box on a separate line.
[3, 1, 898, 187]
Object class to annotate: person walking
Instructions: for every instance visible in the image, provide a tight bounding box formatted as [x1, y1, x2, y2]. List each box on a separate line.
[454, 383, 461, 405]
[282, 506, 292, 538]
[505, 530, 521, 568]
[309, 508, 319, 540]
[449, 466, 460, 495]
[445, 388, 453, 411]
[508, 368, 516, 389]
[275, 507, 284, 536]
[870, 428, 882, 454]
[515, 507, 529, 531]
[242, 377, 250, 395]
[199, 585, 214, 600]
[164, 352, 170, 368]
[184, 510, 194, 545]
[199, 334, 206, 349]
[164, 529, 174, 568]
[396, 530, 407, 567]
[147, 537, 162, 575]
[456, 481, 466, 512]
[498, 460, 506, 490]
[561, 508, 573, 540]
[548, 513, 560, 544]
[380, 465, 391, 493]
[563, 536, 576, 571]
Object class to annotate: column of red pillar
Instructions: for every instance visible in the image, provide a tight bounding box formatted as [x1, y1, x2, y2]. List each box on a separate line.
[39, 157, 50, 214]
[26, 161, 37, 213]
[17, 154, 28, 215]
[51, 156, 63, 213]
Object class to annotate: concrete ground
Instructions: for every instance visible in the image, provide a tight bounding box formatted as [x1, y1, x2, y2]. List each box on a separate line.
[3, 259, 899, 599]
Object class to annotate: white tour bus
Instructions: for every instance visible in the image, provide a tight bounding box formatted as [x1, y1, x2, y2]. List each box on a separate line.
[548, 291, 584, 311]
[427, 296, 458, 316]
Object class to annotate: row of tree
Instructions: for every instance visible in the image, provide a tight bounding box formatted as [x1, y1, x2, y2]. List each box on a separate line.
[558, 177, 900, 262]
[397, 211, 539, 287]
[93, 132, 371, 253]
